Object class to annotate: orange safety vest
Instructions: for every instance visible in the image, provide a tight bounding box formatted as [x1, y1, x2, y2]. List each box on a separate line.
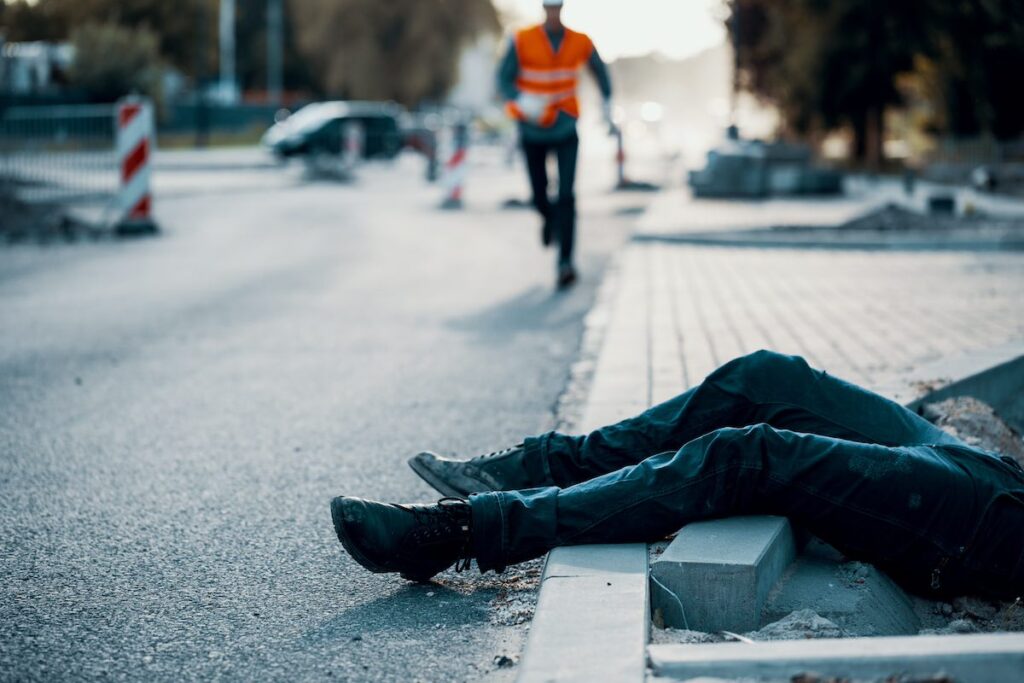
[507, 25, 594, 127]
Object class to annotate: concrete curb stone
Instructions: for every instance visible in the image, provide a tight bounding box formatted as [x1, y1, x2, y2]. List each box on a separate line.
[648, 632, 1024, 682]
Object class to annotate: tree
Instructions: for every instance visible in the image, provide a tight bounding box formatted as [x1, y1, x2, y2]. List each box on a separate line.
[919, 1, 1024, 140]
[233, 0, 315, 97]
[728, 0, 1024, 160]
[729, 0, 926, 165]
[1, 0, 330, 97]
[289, 0, 500, 106]
[1, 0, 210, 75]
[68, 22, 162, 102]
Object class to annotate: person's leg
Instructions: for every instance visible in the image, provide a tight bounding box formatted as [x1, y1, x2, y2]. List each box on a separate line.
[410, 350, 965, 496]
[532, 350, 964, 487]
[554, 133, 579, 271]
[521, 139, 553, 245]
[472, 424, 1019, 599]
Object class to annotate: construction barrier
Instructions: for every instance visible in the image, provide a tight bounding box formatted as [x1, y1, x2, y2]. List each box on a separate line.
[613, 126, 659, 192]
[440, 121, 468, 209]
[302, 119, 362, 182]
[425, 129, 440, 183]
[115, 97, 157, 235]
[343, 121, 364, 169]
[0, 96, 160, 234]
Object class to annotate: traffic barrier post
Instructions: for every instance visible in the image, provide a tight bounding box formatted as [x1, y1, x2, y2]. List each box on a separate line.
[440, 121, 468, 210]
[115, 97, 158, 235]
[344, 121, 364, 170]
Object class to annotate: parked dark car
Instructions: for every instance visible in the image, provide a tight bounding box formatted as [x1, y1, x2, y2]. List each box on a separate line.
[262, 101, 404, 160]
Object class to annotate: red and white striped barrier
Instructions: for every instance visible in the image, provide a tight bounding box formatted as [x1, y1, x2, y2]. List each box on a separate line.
[440, 122, 468, 210]
[612, 126, 659, 192]
[344, 121, 364, 168]
[115, 97, 157, 234]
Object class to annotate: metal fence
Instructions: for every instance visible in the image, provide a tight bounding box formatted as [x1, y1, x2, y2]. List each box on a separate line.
[927, 136, 1024, 165]
[0, 103, 119, 206]
[923, 136, 1024, 189]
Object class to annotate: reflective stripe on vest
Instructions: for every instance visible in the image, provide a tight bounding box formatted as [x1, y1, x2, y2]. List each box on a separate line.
[512, 25, 594, 127]
[519, 67, 581, 83]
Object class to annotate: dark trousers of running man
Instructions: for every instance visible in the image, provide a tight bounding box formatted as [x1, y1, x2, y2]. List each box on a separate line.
[332, 350, 1024, 601]
[521, 132, 579, 284]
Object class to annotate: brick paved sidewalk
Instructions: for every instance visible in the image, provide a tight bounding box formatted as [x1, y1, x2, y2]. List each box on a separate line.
[521, 233, 1024, 683]
[582, 242, 1024, 429]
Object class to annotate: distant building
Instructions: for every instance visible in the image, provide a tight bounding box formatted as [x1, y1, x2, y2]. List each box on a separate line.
[0, 39, 75, 95]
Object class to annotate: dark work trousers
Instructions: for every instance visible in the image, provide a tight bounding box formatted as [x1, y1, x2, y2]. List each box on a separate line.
[521, 133, 579, 267]
[469, 350, 1024, 600]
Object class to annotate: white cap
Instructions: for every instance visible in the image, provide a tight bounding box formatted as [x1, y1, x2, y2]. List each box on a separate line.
[542, 0, 563, 6]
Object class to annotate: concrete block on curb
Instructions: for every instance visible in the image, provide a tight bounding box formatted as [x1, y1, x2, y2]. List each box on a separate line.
[648, 632, 1024, 682]
[650, 516, 796, 632]
[517, 545, 648, 683]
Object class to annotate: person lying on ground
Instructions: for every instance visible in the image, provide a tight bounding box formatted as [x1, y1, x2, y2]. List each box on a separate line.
[330, 350, 1024, 601]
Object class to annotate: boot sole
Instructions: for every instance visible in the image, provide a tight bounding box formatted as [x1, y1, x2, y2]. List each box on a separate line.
[407, 454, 469, 498]
[330, 497, 435, 583]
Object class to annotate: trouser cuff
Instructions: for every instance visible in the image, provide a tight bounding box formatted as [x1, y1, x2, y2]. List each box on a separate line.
[469, 492, 507, 573]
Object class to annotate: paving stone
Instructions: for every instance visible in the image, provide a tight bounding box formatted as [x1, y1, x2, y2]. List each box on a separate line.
[618, 242, 1024, 400]
[650, 516, 797, 632]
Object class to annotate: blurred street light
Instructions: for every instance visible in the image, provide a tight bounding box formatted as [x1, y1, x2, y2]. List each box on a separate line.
[267, 0, 284, 104]
[218, 0, 239, 103]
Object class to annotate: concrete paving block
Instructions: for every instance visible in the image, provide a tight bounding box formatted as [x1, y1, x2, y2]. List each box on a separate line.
[587, 372, 648, 406]
[650, 516, 797, 632]
[648, 632, 1024, 682]
[763, 550, 920, 636]
[517, 545, 648, 683]
[579, 400, 649, 433]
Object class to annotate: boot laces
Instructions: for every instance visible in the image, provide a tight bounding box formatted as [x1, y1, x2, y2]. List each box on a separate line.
[409, 497, 473, 572]
[471, 444, 522, 464]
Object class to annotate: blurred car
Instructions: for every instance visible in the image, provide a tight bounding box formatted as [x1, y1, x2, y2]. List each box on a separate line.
[262, 101, 404, 160]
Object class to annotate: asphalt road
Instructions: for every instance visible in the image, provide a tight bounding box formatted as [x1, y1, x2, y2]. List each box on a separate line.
[0, 149, 642, 681]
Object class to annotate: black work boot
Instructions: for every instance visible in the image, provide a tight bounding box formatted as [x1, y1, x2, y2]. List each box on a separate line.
[557, 263, 578, 290]
[330, 496, 473, 582]
[408, 445, 535, 497]
[540, 204, 554, 247]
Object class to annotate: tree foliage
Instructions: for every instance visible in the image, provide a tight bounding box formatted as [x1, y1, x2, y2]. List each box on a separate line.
[1, 0, 209, 74]
[289, 0, 500, 105]
[68, 22, 162, 102]
[1, 0, 500, 103]
[920, 1, 1024, 140]
[729, 0, 1024, 162]
[0, 0, 307, 93]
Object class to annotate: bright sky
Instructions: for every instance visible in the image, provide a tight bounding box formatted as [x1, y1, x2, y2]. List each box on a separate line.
[493, 0, 727, 61]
